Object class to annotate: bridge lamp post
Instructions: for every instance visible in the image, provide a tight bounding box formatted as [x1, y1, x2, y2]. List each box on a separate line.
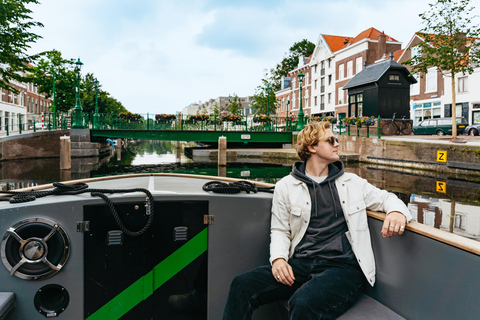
[295, 71, 305, 131]
[93, 78, 99, 129]
[286, 100, 290, 130]
[266, 86, 272, 131]
[52, 68, 56, 129]
[72, 58, 84, 129]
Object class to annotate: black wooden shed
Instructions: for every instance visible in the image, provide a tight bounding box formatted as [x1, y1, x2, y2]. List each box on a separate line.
[343, 54, 416, 119]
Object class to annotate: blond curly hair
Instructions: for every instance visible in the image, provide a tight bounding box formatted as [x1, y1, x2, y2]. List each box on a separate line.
[295, 121, 332, 161]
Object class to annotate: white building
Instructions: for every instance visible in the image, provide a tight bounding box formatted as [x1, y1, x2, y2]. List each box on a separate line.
[0, 64, 51, 134]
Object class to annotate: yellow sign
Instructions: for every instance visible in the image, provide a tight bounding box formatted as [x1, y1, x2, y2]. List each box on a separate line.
[436, 181, 447, 193]
[437, 150, 447, 162]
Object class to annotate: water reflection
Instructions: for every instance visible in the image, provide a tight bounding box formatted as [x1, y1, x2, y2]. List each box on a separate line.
[344, 163, 480, 241]
[0, 140, 479, 241]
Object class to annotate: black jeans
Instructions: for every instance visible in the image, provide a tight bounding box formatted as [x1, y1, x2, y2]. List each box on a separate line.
[222, 258, 364, 320]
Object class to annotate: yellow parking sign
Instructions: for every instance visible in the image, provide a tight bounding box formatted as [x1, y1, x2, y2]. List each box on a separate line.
[437, 150, 447, 163]
[436, 181, 447, 193]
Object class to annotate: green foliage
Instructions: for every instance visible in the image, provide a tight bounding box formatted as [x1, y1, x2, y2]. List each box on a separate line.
[210, 101, 220, 119]
[404, 0, 480, 76]
[226, 94, 242, 115]
[269, 39, 315, 91]
[28, 50, 77, 112]
[0, 0, 44, 93]
[403, 0, 480, 138]
[250, 74, 278, 115]
[81, 73, 127, 114]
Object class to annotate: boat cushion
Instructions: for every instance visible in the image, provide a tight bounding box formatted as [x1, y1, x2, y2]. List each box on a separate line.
[280, 294, 404, 320]
[338, 294, 404, 320]
[0, 292, 15, 320]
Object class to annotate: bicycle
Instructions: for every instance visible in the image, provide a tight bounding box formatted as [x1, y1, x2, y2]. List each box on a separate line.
[381, 113, 412, 135]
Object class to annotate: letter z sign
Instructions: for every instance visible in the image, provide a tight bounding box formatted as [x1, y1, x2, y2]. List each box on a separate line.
[437, 151, 447, 163]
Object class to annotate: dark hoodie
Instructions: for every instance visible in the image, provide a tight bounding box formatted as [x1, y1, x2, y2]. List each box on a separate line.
[291, 161, 356, 263]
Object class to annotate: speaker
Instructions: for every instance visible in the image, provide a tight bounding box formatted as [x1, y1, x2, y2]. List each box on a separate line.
[1, 217, 70, 281]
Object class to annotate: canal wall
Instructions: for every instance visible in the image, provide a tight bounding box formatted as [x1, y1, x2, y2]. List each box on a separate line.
[0, 130, 70, 161]
[0, 129, 111, 161]
[338, 135, 480, 175]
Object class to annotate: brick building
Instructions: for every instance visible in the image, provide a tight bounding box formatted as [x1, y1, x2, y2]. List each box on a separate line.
[275, 27, 402, 122]
[395, 33, 480, 125]
[0, 64, 52, 133]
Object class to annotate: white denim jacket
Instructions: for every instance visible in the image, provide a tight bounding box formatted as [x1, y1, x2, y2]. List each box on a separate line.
[270, 172, 412, 286]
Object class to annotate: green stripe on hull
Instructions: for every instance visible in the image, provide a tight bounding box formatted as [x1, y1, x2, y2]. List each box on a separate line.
[86, 228, 208, 320]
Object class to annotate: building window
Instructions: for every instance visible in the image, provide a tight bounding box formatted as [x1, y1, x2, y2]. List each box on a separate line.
[320, 78, 325, 93]
[356, 57, 362, 74]
[411, 45, 420, 62]
[338, 64, 344, 80]
[389, 74, 400, 81]
[328, 93, 331, 104]
[314, 79, 317, 90]
[320, 61, 325, 76]
[347, 60, 353, 77]
[314, 64, 317, 73]
[338, 87, 343, 104]
[458, 77, 468, 92]
[328, 75, 332, 85]
[314, 96, 317, 106]
[411, 73, 420, 96]
[425, 67, 437, 93]
[320, 95, 325, 110]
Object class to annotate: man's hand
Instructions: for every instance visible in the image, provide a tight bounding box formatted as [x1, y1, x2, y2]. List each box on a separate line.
[381, 211, 407, 238]
[272, 258, 295, 286]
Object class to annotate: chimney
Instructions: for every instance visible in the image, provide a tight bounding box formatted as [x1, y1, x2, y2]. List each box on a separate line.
[378, 31, 387, 60]
[390, 51, 394, 61]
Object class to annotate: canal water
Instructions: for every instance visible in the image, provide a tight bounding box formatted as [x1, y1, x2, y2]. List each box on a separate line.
[1, 140, 479, 242]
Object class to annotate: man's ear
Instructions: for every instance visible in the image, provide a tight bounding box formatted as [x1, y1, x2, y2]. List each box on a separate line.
[307, 145, 316, 154]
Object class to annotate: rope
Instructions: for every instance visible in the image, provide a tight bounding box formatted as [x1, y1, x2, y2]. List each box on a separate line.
[0, 182, 154, 237]
[203, 180, 275, 194]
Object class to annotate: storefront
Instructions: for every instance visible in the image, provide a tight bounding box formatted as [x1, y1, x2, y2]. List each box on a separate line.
[413, 101, 442, 124]
[472, 103, 480, 124]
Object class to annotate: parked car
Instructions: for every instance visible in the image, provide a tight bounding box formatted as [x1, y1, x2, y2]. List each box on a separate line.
[464, 123, 480, 136]
[34, 122, 52, 130]
[413, 117, 468, 136]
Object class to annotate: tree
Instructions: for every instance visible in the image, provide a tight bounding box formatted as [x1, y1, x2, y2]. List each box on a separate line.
[0, 0, 44, 93]
[403, 0, 480, 138]
[81, 73, 127, 114]
[29, 50, 77, 112]
[210, 101, 220, 119]
[269, 39, 315, 91]
[250, 73, 278, 115]
[226, 94, 242, 115]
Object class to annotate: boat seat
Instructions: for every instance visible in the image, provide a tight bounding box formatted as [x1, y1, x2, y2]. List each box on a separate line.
[337, 294, 404, 320]
[279, 294, 404, 320]
[0, 292, 15, 320]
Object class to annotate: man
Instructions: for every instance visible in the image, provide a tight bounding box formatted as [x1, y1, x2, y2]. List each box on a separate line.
[223, 121, 412, 320]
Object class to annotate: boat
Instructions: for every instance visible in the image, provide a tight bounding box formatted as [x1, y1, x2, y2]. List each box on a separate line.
[0, 173, 479, 320]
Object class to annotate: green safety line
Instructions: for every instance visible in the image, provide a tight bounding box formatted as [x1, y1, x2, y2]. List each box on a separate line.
[86, 228, 208, 320]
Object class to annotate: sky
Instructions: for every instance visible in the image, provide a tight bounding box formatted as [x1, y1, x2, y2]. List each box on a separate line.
[26, 0, 478, 115]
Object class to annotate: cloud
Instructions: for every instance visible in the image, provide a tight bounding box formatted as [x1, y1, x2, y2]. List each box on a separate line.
[27, 0, 479, 115]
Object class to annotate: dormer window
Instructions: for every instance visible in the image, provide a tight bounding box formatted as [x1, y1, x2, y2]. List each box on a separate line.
[389, 74, 400, 81]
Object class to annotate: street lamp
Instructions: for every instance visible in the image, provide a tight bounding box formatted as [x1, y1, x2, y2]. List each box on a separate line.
[296, 71, 305, 131]
[286, 100, 290, 130]
[266, 86, 272, 117]
[266, 86, 272, 131]
[72, 58, 84, 129]
[52, 68, 56, 129]
[93, 78, 99, 129]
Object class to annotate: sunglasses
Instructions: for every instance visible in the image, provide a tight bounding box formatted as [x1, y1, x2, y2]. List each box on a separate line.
[325, 136, 339, 146]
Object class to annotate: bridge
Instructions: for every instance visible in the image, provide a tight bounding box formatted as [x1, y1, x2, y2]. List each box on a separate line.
[91, 129, 293, 145]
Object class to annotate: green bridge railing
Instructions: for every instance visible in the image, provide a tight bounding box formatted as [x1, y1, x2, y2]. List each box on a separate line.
[0, 112, 383, 139]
